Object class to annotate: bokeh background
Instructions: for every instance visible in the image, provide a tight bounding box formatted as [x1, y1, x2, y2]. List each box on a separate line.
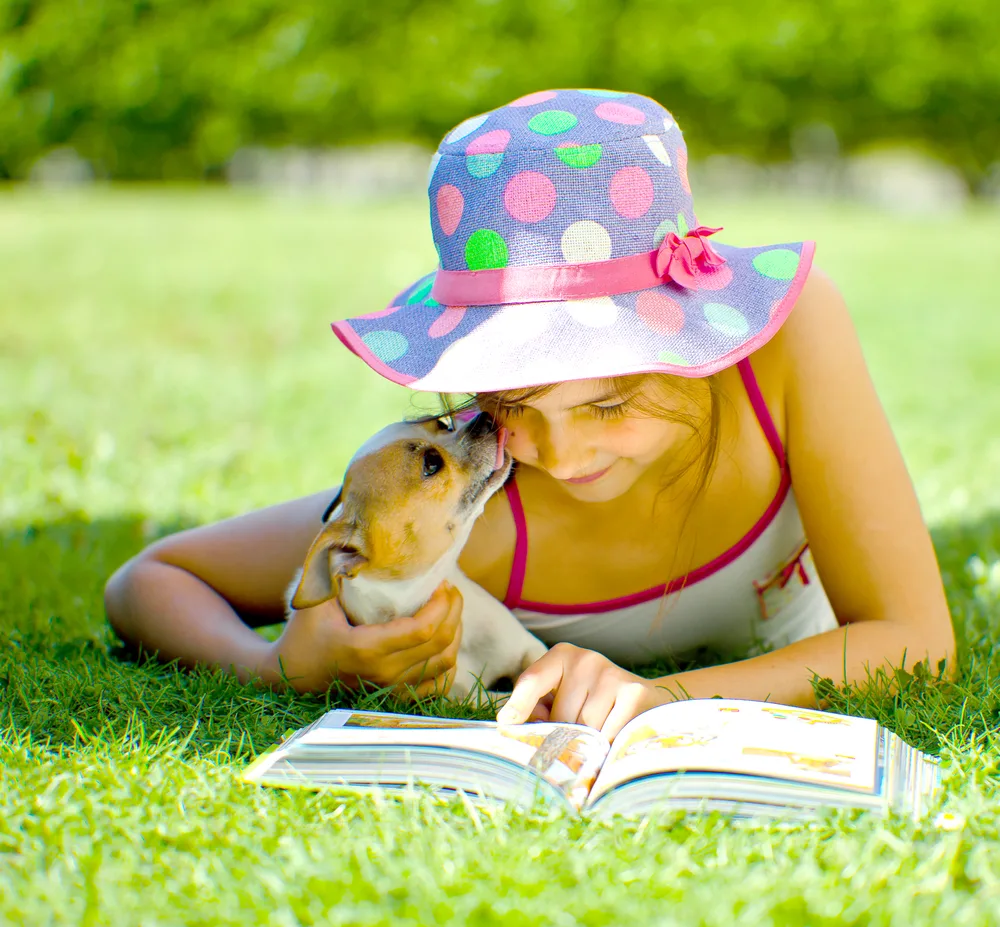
[3, 0, 1000, 196]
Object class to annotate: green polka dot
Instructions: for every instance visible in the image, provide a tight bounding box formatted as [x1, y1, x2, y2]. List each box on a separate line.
[704, 302, 749, 338]
[579, 89, 625, 97]
[362, 330, 408, 362]
[555, 143, 602, 169]
[528, 110, 578, 136]
[653, 218, 678, 247]
[676, 213, 690, 237]
[752, 248, 800, 280]
[466, 153, 504, 178]
[406, 279, 434, 304]
[658, 351, 690, 366]
[465, 229, 509, 270]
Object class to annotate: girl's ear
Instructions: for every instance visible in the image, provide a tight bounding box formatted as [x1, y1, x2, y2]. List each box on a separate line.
[290, 520, 368, 610]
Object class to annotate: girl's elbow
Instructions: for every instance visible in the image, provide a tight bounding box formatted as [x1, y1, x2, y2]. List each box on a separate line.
[103, 556, 144, 644]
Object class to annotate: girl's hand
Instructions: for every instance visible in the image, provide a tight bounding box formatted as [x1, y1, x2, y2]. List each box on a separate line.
[496, 643, 660, 739]
[260, 582, 463, 696]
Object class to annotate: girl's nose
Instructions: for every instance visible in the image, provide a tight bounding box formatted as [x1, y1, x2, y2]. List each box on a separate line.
[534, 422, 587, 479]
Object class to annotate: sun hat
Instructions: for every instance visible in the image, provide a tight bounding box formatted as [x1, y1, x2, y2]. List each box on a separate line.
[332, 89, 815, 393]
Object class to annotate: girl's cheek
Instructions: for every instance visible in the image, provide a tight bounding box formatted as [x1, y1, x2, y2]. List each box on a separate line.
[504, 429, 534, 462]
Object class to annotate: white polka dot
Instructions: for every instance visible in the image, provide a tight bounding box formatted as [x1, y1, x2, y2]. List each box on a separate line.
[561, 220, 612, 262]
[563, 296, 618, 328]
[642, 135, 672, 167]
[446, 114, 488, 144]
[663, 116, 675, 134]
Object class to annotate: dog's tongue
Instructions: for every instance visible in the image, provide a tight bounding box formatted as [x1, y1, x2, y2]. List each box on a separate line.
[495, 427, 508, 470]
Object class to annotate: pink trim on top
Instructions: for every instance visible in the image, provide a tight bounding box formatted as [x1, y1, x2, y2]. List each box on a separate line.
[431, 227, 726, 307]
[502, 355, 794, 615]
[334, 241, 816, 391]
[331, 322, 417, 386]
[736, 357, 786, 470]
[502, 474, 529, 608]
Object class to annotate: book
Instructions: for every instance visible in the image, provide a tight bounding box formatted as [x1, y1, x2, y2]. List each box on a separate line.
[242, 697, 942, 823]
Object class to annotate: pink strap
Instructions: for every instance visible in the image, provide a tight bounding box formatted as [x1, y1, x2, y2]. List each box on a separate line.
[502, 475, 529, 608]
[736, 357, 787, 471]
[431, 227, 727, 307]
[501, 362, 790, 613]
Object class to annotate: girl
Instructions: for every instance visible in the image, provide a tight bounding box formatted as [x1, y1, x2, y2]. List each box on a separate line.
[105, 89, 955, 738]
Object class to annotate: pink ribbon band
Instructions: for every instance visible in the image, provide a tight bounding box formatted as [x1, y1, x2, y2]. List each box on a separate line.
[430, 226, 727, 307]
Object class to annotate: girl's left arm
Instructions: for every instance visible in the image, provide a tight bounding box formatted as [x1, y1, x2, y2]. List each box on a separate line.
[498, 267, 957, 736]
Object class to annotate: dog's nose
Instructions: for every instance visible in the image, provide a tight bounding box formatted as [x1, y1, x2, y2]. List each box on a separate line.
[466, 412, 495, 439]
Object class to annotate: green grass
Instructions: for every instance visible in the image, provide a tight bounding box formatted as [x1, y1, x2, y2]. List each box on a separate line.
[3, 187, 1000, 924]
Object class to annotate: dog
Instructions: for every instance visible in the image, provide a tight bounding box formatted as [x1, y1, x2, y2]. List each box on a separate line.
[285, 411, 548, 699]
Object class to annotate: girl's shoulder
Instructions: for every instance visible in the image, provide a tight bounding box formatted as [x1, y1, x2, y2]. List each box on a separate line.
[752, 263, 854, 390]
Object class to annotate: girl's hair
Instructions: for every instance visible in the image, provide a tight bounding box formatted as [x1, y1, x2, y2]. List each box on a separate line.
[433, 374, 727, 615]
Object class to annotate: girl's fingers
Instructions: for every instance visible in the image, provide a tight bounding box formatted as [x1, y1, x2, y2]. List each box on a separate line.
[549, 676, 592, 726]
[526, 692, 554, 722]
[356, 585, 463, 674]
[575, 685, 619, 732]
[599, 684, 653, 740]
[496, 649, 567, 724]
[406, 670, 456, 700]
[397, 626, 463, 686]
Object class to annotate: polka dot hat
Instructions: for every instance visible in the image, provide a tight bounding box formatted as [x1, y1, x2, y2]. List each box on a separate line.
[332, 89, 815, 393]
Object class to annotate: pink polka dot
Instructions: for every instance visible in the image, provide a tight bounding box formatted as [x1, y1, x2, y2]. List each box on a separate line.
[769, 298, 783, 321]
[694, 262, 733, 291]
[594, 102, 647, 125]
[677, 147, 691, 194]
[504, 171, 557, 223]
[436, 185, 464, 236]
[509, 90, 558, 107]
[466, 130, 510, 156]
[609, 167, 654, 219]
[357, 305, 401, 320]
[636, 291, 684, 335]
[428, 307, 467, 338]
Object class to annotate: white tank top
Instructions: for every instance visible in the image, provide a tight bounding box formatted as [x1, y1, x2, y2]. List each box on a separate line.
[501, 358, 840, 665]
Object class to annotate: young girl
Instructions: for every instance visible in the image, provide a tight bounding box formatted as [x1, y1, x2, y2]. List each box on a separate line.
[104, 89, 955, 738]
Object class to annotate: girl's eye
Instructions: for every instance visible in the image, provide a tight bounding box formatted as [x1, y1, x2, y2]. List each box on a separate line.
[422, 448, 446, 477]
[590, 402, 629, 420]
[499, 405, 525, 419]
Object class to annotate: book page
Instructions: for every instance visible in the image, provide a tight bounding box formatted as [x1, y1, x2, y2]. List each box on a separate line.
[589, 699, 879, 803]
[297, 711, 611, 810]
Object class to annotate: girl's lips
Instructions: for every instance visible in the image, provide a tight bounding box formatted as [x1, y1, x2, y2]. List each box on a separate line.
[564, 464, 612, 484]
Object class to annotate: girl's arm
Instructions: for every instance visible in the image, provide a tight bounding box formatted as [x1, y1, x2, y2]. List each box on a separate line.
[498, 267, 957, 735]
[651, 265, 957, 706]
[104, 489, 464, 694]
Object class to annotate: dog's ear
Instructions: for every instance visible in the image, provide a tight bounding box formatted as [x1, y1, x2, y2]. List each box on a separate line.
[290, 520, 367, 610]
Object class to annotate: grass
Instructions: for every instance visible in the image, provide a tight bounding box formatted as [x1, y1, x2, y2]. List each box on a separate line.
[3, 186, 1000, 924]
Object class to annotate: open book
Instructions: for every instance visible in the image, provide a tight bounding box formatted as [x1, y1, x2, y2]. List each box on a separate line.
[243, 698, 942, 822]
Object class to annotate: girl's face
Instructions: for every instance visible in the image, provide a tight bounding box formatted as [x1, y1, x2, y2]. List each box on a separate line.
[489, 378, 700, 504]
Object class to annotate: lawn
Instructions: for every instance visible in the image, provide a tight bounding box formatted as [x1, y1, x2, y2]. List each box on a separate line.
[3, 187, 1000, 925]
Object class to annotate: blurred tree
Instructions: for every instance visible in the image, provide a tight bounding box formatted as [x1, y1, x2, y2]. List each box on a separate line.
[0, 0, 997, 186]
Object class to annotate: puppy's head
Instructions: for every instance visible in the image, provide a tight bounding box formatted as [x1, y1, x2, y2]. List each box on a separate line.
[289, 412, 511, 609]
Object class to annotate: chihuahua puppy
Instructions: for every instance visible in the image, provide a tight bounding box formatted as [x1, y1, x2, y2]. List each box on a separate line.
[285, 411, 548, 699]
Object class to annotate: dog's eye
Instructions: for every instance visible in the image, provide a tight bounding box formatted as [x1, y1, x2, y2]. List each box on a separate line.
[422, 448, 445, 477]
[435, 414, 456, 432]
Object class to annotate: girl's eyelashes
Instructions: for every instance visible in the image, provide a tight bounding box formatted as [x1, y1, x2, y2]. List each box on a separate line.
[590, 401, 630, 420]
[498, 401, 631, 420]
